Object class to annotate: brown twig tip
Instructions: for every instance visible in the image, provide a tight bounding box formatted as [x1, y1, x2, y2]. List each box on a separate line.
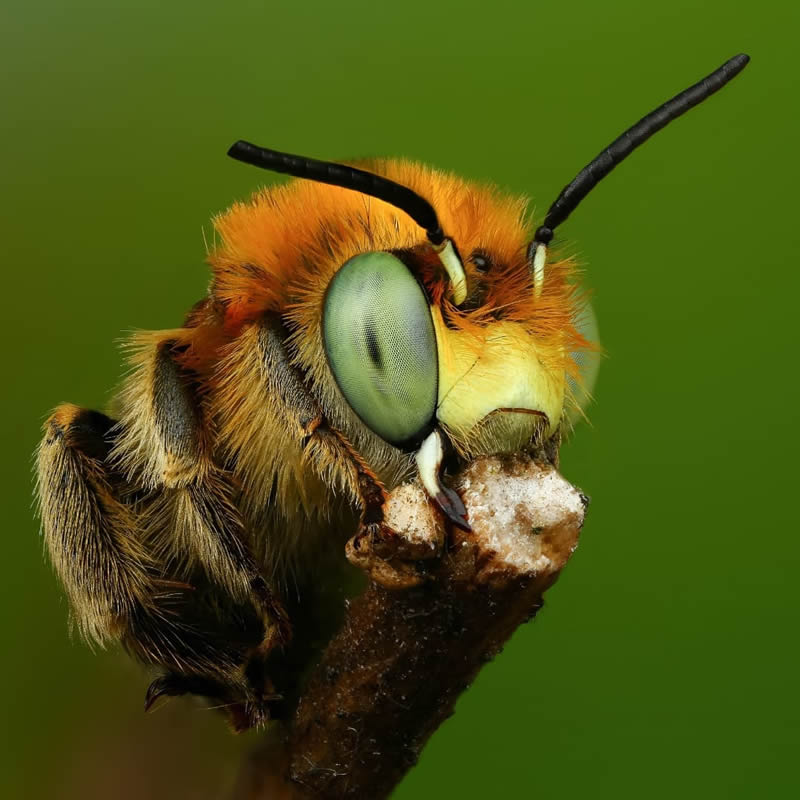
[236, 453, 587, 800]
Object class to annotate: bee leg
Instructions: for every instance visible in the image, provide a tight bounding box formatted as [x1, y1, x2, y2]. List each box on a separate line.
[111, 333, 290, 652]
[144, 671, 277, 730]
[218, 315, 392, 540]
[144, 672, 209, 712]
[37, 405, 244, 667]
[259, 314, 389, 529]
[301, 419, 434, 588]
[217, 315, 429, 589]
[302, 414, 387, 529]
[38, 401, 281, 730]
[36, 405, 155, 645]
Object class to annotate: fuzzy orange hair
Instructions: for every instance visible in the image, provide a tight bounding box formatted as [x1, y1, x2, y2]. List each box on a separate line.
[206, 160, 586, 370]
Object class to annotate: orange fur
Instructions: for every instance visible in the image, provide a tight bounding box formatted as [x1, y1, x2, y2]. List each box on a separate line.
[211, 161, 588, 380]
[209, 161, 591, 463]
[211, 161, 578, 339]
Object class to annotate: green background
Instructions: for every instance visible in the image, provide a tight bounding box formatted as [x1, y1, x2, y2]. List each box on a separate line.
[2, 1, 797, 797]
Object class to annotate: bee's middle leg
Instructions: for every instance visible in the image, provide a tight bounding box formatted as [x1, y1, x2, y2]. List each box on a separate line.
[111, 334, 289, 649]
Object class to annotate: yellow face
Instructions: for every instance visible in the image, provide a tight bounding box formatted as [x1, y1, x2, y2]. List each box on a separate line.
[432, 311, 567, 455]
[318, 246, 581, 459]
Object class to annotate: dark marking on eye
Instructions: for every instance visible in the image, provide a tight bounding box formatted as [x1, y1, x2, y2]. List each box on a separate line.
[364, 319, 383, 370]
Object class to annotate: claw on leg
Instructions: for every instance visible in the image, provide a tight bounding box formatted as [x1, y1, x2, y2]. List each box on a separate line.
[415, 430, 471, 532]
[144, 676, 179, 713]
[145, 671, 281, 731]
[143, 673, 224, 713]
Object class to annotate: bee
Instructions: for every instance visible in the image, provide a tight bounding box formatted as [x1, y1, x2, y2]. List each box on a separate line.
[36, 55, 749, 731]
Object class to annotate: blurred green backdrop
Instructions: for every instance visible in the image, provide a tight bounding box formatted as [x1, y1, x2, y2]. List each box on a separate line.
[2, 1, 797, 797]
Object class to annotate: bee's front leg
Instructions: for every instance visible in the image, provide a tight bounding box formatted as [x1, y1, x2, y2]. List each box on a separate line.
[112, 332, 286, 625]
[214, 316, 390, 533]
[301, 414, 386, 527]
[302, 415, 447, 590]
[215, 314, 449, 592]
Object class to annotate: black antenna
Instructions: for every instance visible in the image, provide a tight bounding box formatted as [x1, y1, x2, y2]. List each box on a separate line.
[227, 141, 445, 246]
[533, 53, 750, 246]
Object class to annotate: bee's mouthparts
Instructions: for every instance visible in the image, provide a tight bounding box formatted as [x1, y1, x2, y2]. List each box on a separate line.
[415, 429, 471, 532]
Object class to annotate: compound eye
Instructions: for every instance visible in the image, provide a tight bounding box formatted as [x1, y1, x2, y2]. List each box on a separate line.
[566, 301, 601, 423]
[322, 252, 438, 447]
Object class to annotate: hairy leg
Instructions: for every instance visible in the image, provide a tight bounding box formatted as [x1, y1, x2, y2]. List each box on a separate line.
[36, 405, 155, 644]
[213, 315, 391, 549]
[37, 402, 280, 725]
[111, 332, 289, 646]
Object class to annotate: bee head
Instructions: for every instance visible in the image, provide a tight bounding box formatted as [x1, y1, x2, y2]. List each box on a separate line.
[220, 54, 748, 482]
[216, 154, 583, 463]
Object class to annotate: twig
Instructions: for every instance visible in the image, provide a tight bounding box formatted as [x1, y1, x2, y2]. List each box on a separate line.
[233, 453, 588, 799]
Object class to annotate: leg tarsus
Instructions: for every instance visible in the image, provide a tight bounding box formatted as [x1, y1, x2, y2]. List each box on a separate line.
[250, 576, 292, 649]
[305, 423, 432, 588]
[145, 670, 282, 731]
[303, 418, 388, 527]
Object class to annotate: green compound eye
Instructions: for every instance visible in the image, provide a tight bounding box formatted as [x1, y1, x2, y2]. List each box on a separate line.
[566, 301, 601, 424]
[322, 252, 438, 447]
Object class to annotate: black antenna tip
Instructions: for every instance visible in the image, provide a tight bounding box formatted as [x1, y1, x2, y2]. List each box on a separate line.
[723, 53, 751, 76]
[538, 52, 752, 236]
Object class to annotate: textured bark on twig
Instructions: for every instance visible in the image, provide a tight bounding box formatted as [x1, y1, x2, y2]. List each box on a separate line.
[234, 454, 587, 799]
